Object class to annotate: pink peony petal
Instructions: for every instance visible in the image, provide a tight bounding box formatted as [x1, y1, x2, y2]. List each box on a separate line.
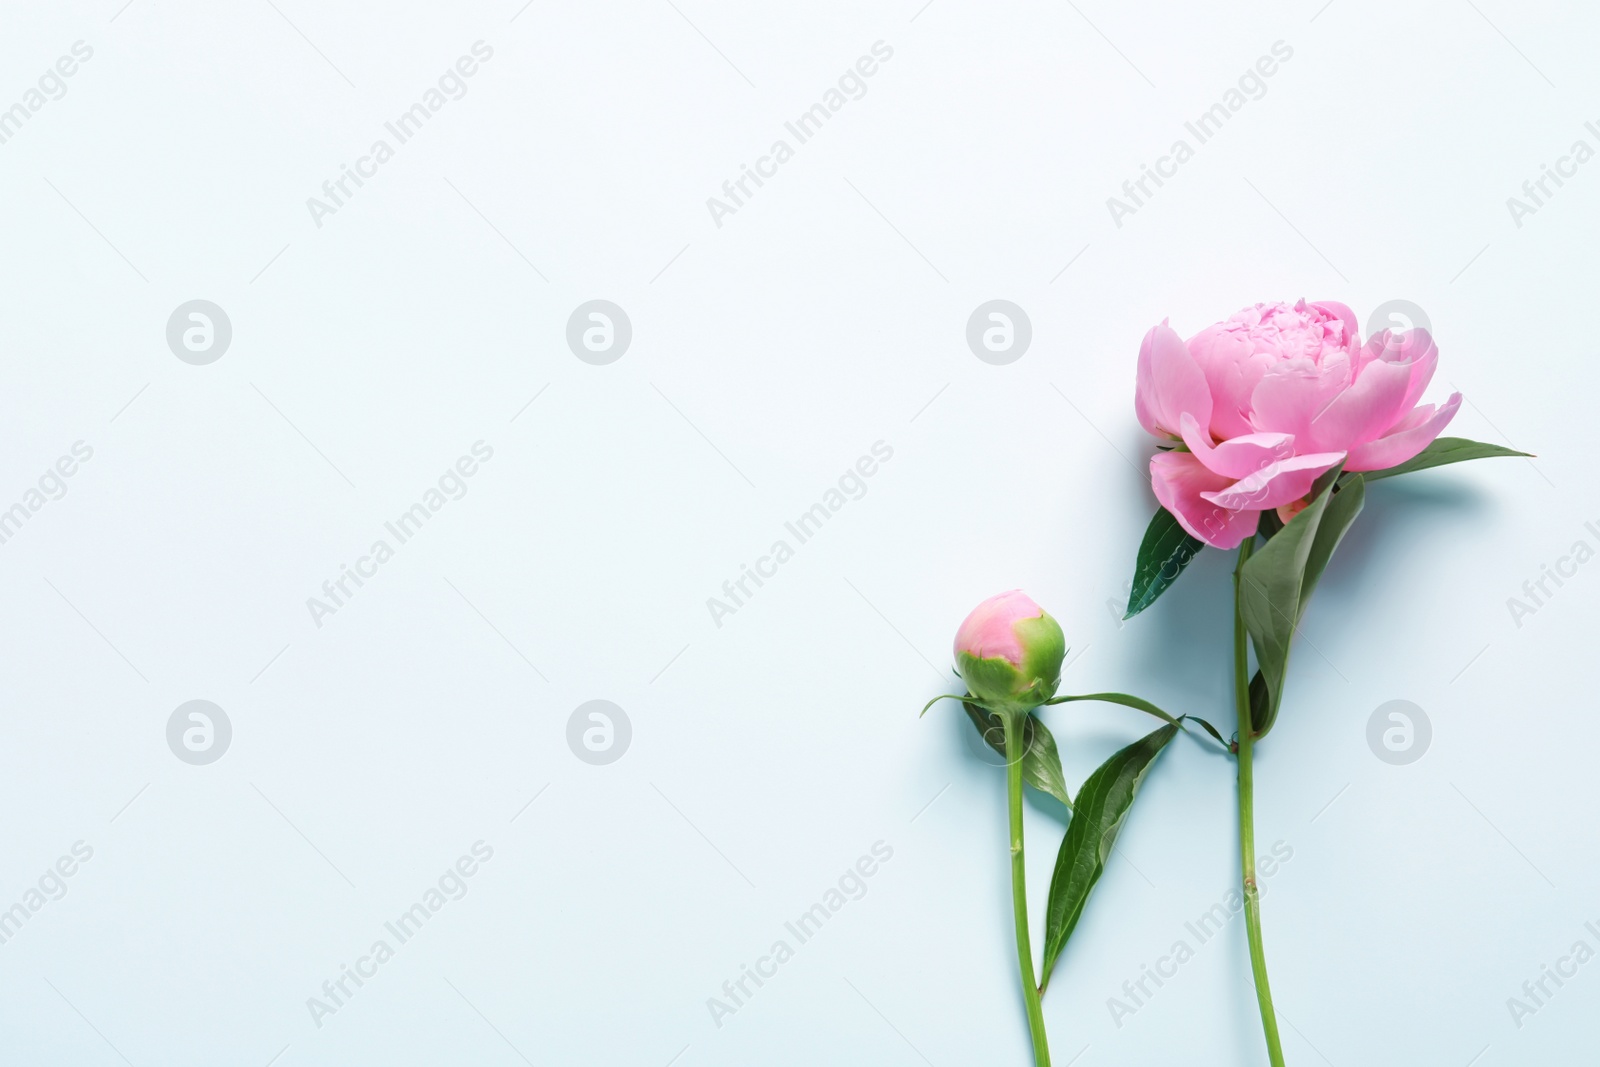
[1398, 330, 1438, 413]
[1357, 328, 1438, 412]
[1249, 361, 1336, 439]
[1346, 393, 1462, 471]
[1310, 300, 1361, 349]
[1307, 354, 1414, 452]
[1150, 451, 1261, 549]
[1178, 412, 1297, 479]
[1186, 324, 1262, 440]
[953, 589, 1042, 666]
[1384, 403, 1435, 435]
[1199, 451, 1346, 512]
[1136, 322, 1213, 439]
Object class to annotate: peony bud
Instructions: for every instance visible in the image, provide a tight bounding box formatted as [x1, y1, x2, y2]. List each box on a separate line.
[953, 590, 1066, 714]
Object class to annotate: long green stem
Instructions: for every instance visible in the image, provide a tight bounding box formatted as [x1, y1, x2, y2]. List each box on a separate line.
[1003, 712, 1052, 1067]
[1234, 540, 1285, 1067]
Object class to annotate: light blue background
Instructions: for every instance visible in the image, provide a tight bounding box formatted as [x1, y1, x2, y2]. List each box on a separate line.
[1, 1, 1594, 1063]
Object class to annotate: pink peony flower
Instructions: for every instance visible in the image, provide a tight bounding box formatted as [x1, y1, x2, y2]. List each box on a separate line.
[953, 590, 1066, 713]
[1136, 300, 1461, 548]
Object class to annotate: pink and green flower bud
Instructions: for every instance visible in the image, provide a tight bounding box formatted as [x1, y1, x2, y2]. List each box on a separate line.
[953, 590, 1066, 715]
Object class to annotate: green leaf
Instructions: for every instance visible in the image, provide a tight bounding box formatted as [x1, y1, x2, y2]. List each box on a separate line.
[1238, 476, 1334, 734]
[1123, 507, 1204, 619]
[1238, 465, 1364, 736]
[1044, 691, 1180, 728]
[921, 691, 969, 716]
[1186, 715, 1229, 751]
[963, 702, 1072, 808]
[1248, 670, 1270, 736]
[1362, 436, 1531, 481]
[1038, 722, 1179, 991]
[1257, 508, 1285, 540]
[1299, 473, 1364, 612]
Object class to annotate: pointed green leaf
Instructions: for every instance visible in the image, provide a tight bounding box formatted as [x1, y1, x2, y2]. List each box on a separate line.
[1239, 465, 1362, 736]
[1124, 507, 1204, 619]
[1186, 715, 1229, 751]
[1238, 485, 1331, 733]
[1044, 691, 1180, 728]
[963, 702, 1072, 808]
[1361, 437, 1531, 482]
[921, 692, 970, 716]
[1299, 473, 1364, 613]
[1038, 722, 1179, 991]
[1238, 468, 1364, 735]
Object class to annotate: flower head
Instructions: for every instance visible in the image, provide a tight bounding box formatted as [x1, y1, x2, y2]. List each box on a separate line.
[954, 590, 1066, 713]
[1136, 300, 1461, 548]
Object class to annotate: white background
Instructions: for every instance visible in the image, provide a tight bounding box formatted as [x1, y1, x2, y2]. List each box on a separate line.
[1, 1, 1597, 1064]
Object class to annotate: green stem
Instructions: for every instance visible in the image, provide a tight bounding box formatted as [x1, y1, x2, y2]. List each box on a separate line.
[1003, 712, 1052, 1067]
[1234, 540, 1286, 1067]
